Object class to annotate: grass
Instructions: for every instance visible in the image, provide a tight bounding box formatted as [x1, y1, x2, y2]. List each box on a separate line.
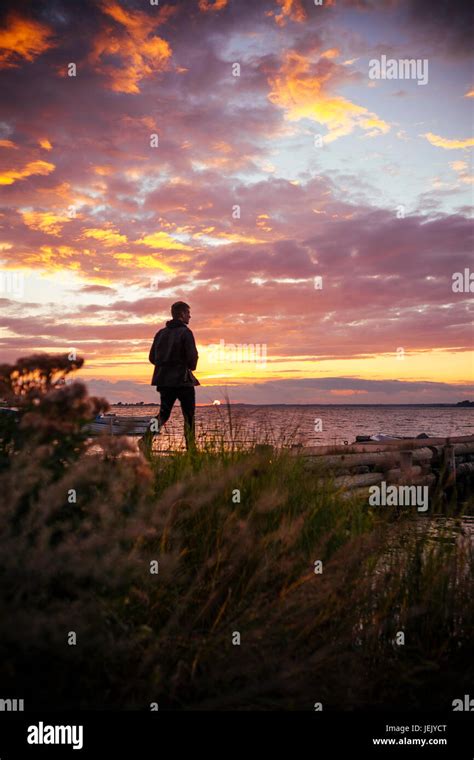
[1, 442, 471, 711]
[0, 355, 472, 711]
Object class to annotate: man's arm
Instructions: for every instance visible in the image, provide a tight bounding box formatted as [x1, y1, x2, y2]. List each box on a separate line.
[149, 332, 159, 365]
[184, 329, 198, 370]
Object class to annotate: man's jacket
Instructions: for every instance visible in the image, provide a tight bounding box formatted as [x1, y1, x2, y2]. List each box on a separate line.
[149, 319, 200, 387]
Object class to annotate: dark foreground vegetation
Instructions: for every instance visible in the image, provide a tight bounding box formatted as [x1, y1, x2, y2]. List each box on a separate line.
[0, 355, 472, 710]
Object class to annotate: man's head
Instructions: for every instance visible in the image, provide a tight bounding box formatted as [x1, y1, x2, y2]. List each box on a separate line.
[171, 301, 191, 324]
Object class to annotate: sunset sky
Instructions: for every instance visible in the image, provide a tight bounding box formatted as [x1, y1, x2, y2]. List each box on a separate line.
[0, 0, 472, 404]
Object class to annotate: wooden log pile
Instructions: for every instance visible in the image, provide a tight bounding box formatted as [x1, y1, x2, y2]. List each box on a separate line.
[299, 435, 474, 495]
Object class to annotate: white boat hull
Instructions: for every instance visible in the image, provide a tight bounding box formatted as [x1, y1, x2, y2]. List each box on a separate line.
[86, 415, 153, 436]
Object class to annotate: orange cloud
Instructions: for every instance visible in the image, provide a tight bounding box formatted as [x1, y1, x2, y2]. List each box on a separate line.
[0, 139, 17, 149]
[268, 50, 390, 142]
[423, 132, 474, 150]
[39, 182, 92, 215]
[113, 252, 175, 273]
[93, 165, 113, 176]
[21, 210, 72, 236]
[83, 227, 128, 246]
[0, 13, 55, 69]
[39, 138, 53, 151]
[0, 159, 55, 185]
[136, 232, 192, 250]
[89, 0, 172, 93]
[206, 232, 268, 245]
[449, 160, 473, 185]
[275, 0, 307, 26]
[198, 0, 228, 10]
[329, 389, 368, 396]
[320, 48, 340, 60]
[464, 88, 474, 98]
[33, 245, 80, 270]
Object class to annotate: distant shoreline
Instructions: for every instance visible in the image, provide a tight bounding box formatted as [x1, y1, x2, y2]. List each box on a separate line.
[110, 402, 473, 408]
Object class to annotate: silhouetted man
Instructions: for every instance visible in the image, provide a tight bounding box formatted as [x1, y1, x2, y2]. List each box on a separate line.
[148, 301, 199, 449]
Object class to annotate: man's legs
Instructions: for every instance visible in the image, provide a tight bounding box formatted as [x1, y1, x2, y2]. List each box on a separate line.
[177, 387, 196, 450]
[139, 388, 177, 455]
[158, 387, 178, 426]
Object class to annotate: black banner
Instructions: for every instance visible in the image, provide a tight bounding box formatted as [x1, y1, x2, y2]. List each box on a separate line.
[0, 711, 472, 758]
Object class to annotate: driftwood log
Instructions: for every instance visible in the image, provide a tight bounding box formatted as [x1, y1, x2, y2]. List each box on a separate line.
[299, 435, 474, 493]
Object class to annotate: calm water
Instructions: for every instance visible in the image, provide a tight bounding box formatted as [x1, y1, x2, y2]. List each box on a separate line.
[112, 404, 473, 450]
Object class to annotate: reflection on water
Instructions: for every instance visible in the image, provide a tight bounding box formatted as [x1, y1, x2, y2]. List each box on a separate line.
[356, 514, 473, 646]
[423, 514, 474, 545]
[112, 404, 473, 450]
[374, 515, 474, 565]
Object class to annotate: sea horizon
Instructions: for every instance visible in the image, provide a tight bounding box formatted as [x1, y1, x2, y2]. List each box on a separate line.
[110, 401, 473, 408]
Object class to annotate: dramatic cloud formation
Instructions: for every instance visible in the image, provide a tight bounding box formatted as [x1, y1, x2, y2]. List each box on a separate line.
[0, 12, 55, 68]
[88, 0, 172, 93]
[274, 0, 307, 26]
[268, 49, 390, 142]
[198, 0, 228, 12]
[0, 0, 472, 404]
[0, 159, 55, 185]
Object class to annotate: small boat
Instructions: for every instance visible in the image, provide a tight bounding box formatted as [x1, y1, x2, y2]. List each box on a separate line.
[0, 407, 18, 417]
[86, 414, 154, 437]
[355, 432, 431, 443]
[1, 408, 155, 437]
